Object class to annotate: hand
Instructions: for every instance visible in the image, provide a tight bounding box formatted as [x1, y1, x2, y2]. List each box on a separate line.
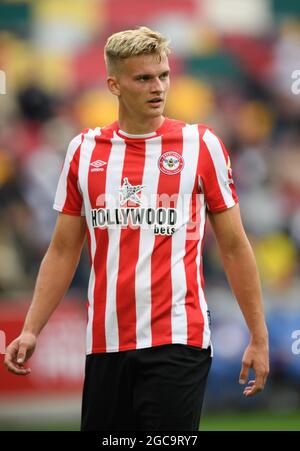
[239, 340, 269, 397]
[4, 332, 37, 376]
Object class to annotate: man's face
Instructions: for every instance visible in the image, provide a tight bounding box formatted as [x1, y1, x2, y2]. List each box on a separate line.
[108, 53, 170, 120]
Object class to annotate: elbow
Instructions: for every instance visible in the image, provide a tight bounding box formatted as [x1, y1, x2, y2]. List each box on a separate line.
[220, 236, 253, 261]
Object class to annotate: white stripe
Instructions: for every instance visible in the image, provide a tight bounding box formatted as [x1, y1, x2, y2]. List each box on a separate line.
[171, 124, 200, 344]
[135, 136, 162, 348]
[202, 129, 235, 208]
[53, 133, 82, 211]
[197, 194, 211, 348]
[104, 132, 127, 351]
[78, 128, 101, 354]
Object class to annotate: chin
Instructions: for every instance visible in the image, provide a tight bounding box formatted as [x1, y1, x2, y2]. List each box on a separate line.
[147, 108, 164, 118]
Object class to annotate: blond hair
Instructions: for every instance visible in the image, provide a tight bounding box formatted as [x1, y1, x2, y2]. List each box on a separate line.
[104, 26, 170, 73]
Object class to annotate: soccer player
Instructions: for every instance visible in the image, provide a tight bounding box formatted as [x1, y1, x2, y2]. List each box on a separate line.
[4, 27, 269, 431]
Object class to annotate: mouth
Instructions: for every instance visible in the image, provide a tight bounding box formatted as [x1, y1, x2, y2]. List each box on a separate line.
[148, 98, 163, 107]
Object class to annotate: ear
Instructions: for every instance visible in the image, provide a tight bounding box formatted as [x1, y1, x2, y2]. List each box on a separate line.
[107, 75, 120, 97]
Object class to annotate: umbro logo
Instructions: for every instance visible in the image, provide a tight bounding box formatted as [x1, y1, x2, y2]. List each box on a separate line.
[90, 160, 107, 172]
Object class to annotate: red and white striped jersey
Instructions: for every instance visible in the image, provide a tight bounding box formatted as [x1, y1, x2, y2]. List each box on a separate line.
[53, 118, 238, 354]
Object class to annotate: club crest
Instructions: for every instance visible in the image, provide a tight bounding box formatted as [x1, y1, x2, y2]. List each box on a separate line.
[158, 151, 184, 175]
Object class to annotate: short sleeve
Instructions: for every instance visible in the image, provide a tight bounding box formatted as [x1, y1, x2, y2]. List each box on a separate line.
[198, 128, 238, 213]
[53, 133, 85, 216]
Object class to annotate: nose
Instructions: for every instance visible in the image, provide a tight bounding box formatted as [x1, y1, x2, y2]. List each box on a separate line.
[150, 77, 163, 93]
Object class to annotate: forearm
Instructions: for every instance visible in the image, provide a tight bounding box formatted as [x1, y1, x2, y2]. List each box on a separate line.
[208, 192, 269, 395]
[22, 246, 81, 337]
[220, 240, 268, 343]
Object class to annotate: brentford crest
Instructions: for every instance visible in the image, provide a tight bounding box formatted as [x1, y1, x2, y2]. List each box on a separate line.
[158, 151, 184, 175]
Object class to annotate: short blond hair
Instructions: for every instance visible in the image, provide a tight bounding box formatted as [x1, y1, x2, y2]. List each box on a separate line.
[104, 26, 171, 74]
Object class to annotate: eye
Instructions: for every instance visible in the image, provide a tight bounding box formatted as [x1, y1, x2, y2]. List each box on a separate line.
[137, 75, 150, 82]
[160, 72, 169, 80]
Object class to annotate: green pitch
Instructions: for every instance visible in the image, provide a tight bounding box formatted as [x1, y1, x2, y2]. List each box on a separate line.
[200, 411, 300, 431]
[1, 411, 300, 431]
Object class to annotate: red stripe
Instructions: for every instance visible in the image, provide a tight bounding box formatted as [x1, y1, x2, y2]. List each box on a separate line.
[198, 203, 209, 345]
[199, 209, 207, 305]
[151, 127, 184, 346]
[85, 226, 92, 319]
[184, 125, 212, 346]
[116, 141, 146, 350]
[86, 226, 92, 267]
[63, 143, 83, 215]
[92, 229, 109, 351]
[87, 130, 113, 352]
[197, 125, 209, 306]
[184, 189, 205, 347]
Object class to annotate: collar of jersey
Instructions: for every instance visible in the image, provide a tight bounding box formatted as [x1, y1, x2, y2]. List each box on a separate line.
[117, 129, 157, 139]
[115, 118, 170, 140]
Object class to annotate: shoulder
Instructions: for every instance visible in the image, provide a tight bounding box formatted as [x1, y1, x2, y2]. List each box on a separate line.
[166, 118, 187, 129]
[195, 125, 228, 154]
[80, 126, 102, 138]
[67, 126, 103, 148]
[172, 121, 220, 141]
[191, 123, 218, 141]
[80, 122, 118, 140]
[64, 128, 99, 161]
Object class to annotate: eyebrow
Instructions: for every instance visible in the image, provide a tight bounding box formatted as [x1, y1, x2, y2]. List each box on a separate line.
[134, 70, 170, 78]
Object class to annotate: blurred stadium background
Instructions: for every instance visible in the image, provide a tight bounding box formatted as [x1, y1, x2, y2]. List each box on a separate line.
[0, 0, 300, 431]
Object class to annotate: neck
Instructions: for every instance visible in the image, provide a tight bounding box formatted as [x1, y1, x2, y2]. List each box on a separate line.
[118, 111, 165, 135]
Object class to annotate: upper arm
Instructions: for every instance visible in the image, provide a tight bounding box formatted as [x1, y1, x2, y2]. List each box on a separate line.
[49, 213, 86, 256]
[208, 204, 249, 254]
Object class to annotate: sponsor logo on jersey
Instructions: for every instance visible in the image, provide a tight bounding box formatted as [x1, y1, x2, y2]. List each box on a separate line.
[119, 177, 145, 206]
[91, 178, 176, 235]
[90, 160, 107, 172]
[158, 151, 184, 175]
[91, 207, 177, 236]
